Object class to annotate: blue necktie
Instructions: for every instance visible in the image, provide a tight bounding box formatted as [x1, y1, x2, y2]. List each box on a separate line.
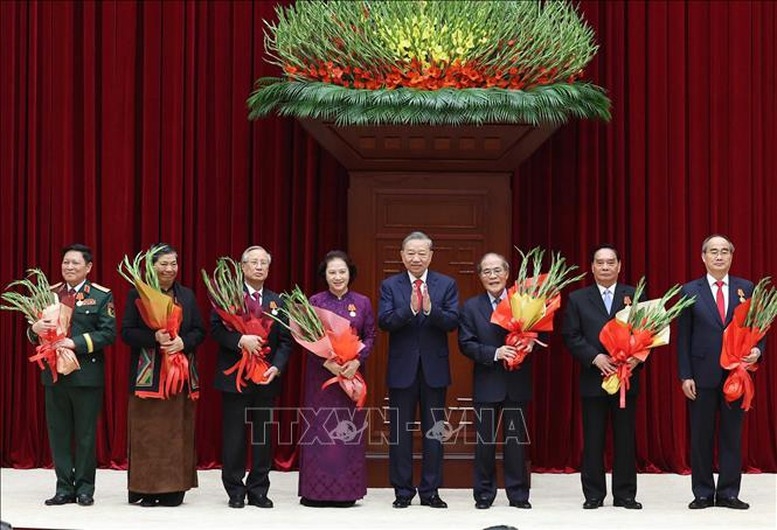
[603, 289, 612, 313]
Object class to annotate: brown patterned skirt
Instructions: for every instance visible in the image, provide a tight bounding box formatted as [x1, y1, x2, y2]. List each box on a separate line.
[128, 393, 197, 494]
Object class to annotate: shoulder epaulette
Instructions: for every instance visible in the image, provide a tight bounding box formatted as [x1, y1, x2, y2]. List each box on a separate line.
[50, 282, 63, 291]
[90, 282, 111, 293]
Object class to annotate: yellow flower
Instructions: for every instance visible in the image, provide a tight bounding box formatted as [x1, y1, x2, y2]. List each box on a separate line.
[509, 292, 547, 330]
[601, 374, 620, 395]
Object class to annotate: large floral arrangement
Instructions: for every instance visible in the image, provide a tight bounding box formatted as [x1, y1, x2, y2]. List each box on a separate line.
[248, 0, 611, 125]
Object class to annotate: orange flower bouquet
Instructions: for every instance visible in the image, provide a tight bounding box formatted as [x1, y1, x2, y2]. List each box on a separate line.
[599, 278, 695, 407]
[202, 257, 275, 392]
[118, 247, 188, 399]
[720, 278, 776, 411]
[491, 247, 584, 370]
[272, 286, 367, 408]
[1, 269, 78, 381]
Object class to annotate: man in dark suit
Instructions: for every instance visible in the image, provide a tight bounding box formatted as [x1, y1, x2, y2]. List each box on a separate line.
[562, 244, 642, 510]
[458, 252, 532, 510]
[378, 231, 459, 509]
[29, 243, 116, 507]
[678, 234, 762, 510]
[211, 245, 292, 509]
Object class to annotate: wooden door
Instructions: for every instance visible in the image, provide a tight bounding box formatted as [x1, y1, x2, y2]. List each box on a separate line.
[348, 171, 511, 486]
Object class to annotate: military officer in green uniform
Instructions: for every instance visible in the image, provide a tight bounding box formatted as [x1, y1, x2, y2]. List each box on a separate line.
[28, 243, 116, 506]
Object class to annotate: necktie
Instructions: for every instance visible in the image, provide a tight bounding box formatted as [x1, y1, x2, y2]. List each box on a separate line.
[493, 297, 501, 310]
[413, 279, 423, 308]
[715, 280, 726, 322]
[253, 291, 262, 307]
[603, 289, 612, 314]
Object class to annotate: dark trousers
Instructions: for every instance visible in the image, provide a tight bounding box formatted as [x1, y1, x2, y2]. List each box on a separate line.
[44, 385, 103, 496]
[473, 400, 530, 504]
[580, 394, 636, 502]
[689, 388, 744, 500]
[220, 391, 274, 501]
[388, 367, 447, 500]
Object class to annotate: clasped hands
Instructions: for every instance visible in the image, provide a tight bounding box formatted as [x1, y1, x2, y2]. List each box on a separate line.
[495, 342, 534, 361]
[592, 353, 641, 377]
[237, 334, 280, 383]
[155, 329, 184, 354]
[32, 317, 76, 351]
[324, 357, 360, 379]
[410, 288, 432, 314]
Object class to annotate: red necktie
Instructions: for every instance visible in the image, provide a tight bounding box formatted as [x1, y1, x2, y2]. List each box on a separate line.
[253, 291, 262, 307]
[715, 280, 726, 322]
[413, 279, 423, 307]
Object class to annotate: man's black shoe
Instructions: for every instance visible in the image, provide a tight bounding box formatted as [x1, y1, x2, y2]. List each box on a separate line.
[393, 496, 412, 508]
[247, 495, 274, 508]
[715, 497, 749, 510]
[76, 494, 94, 506]
[509, 500, 532, 509]
[688, 497, 714, 509]
[44, 493, 75, 506]
[420, 494, 447, 508]
[583, 499, 603, 509]
[475, 499, 491, 509]
[613, 498, 642, 509]
[228, 498, 245, 508]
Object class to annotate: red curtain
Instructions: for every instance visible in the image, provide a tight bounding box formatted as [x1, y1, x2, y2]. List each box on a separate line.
[519, 0, 777, 472]
[1, 0, 775, 474]
[0, 0, 347, 470]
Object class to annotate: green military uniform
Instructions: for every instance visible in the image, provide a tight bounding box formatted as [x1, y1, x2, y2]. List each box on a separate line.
[29, 280, 116, 498]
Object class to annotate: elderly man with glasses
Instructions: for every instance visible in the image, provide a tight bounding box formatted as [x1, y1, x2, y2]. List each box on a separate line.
[458, 252, 533, 510]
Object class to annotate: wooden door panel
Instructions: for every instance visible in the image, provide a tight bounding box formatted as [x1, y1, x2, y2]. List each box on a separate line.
[349, 171, 511, 485]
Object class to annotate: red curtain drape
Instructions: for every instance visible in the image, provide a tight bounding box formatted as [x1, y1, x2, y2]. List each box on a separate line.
[519, 0, 777, 472]
[0, 0, 347, 471]
[1, 0, 775, 474]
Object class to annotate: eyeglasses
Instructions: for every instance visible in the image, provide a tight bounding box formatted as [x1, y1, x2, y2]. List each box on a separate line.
[706, 249, 732, 257]
[245, 259, 270, 267]
[480, 267, 505, 277]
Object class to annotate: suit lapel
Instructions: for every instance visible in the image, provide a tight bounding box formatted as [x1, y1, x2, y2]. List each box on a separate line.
[478, 292, 495, 322]
[397, 273, 412, 308]
[695, 277, 724, 328]
[611, 284, 628, 315]
[426, 271, 436, 298]
[726, 277, 743, 325]
[586, 284, 609, 317]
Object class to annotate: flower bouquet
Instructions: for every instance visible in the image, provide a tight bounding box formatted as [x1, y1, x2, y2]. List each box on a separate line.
[272, 286, 367, 408]
[491, 246, 584, 370]
[720, 278, 777, 411]
[1, 269, 78, 381]
[249, 0, 610, 126]
[202, 257, 275, 391]
[599, 278, 695, 407]
[118, 246, 188, 399]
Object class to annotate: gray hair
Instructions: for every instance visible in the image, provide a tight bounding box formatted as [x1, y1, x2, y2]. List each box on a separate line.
[241, 245, 272, 264]
[401, 231, 433, 251]
[701, 234, 734, 254]
[476, 252, 510, 274]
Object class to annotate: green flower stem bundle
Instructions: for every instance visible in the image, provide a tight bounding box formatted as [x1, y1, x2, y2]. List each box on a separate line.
[269, 285, 325, 342]
[201, 257, 247, 315]
[627, 277, 696, 332]
[1, 268, 57, 322]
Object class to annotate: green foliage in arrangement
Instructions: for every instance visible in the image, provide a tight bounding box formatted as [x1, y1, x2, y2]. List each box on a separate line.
[248, 0, 611, 125]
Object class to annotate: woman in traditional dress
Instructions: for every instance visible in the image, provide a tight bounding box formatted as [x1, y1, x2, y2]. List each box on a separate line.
[299, 250, 376, 507]
[121, 243, 205, 507]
